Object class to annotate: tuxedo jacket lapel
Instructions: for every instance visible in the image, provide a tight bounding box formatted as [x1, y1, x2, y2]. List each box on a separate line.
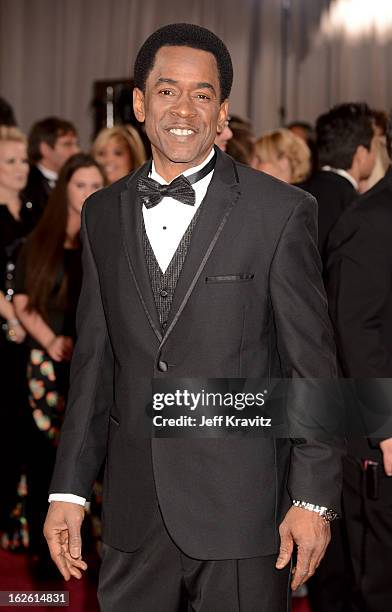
[119, 162, 163, 342]
[161, 150, 241, 348]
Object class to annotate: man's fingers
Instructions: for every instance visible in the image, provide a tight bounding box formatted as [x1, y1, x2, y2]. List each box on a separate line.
[291, 545, 313, 590]
[49, 542, 86, 580]
[46, 538, 71, 581]
[276, 528, 294, 569]
[68, 520, 82, 558]
[64, 551, 88, 571]
[291, 538, 327, 590]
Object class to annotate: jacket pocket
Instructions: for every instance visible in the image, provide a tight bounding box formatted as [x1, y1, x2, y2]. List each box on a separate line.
[205, 273, 255, 283]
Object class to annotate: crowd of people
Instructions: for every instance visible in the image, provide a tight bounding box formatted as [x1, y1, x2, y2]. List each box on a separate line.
[0, 90, 391, 611]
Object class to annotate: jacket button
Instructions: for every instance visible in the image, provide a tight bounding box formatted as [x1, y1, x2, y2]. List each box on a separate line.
[158, 360, 168, 372]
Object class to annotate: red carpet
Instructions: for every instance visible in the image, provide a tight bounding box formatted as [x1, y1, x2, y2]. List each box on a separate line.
[293, 596, 312, 612]
[0, 549, 99, 611]
[0, 549, 310, 611]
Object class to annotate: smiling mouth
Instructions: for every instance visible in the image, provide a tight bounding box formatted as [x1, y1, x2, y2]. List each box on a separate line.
[168, 128, 196, 136]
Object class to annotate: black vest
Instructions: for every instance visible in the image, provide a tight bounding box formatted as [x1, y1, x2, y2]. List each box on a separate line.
[142, 207, 202, 330]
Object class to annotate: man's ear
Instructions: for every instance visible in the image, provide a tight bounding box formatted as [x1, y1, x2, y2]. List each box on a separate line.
[133, 88, 146, 123]
[217, 100, 229, 135]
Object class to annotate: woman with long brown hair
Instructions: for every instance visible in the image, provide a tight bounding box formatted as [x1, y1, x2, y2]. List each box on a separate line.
[13, 152, 105, 572]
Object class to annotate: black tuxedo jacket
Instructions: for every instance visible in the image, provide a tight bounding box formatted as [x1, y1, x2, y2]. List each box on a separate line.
[50, 149, 342, 558]
[326, 167, 392, 457]
[298, 171, 357, 264]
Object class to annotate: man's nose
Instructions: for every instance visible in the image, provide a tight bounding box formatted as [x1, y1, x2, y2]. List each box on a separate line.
[170, 93, 197, 117]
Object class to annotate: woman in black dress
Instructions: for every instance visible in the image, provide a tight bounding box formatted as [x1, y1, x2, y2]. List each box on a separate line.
[0, 126, 30, 549]
[13, 153, 105, 571]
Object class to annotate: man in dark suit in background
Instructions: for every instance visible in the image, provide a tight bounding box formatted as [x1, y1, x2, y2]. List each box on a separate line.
[324, 114, 392, 612]
[22, 117, 79, 229]
[299, 103, 376, 264]
[43, 24, 342, 611]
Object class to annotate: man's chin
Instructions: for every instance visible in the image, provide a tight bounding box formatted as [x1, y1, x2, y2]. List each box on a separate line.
[166, 147, 213, 166]
[164, 147, 200, 164]
[151, 140, 213, 168]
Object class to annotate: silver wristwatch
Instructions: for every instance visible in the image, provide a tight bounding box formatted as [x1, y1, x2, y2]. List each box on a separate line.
[292, 500, 339, 522]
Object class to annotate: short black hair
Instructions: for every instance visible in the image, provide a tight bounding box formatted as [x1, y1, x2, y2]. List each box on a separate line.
[28, 116, 77, 163]
[316, 103, 374, 170]
[134, 23, 233, 102]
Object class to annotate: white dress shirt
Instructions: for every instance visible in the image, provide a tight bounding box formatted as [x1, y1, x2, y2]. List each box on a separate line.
[143, 148, 215, 272]
[48, 148, 215, 506]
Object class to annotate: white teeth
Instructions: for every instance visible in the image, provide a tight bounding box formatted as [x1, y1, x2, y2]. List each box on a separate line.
[170, 128, 194, 136]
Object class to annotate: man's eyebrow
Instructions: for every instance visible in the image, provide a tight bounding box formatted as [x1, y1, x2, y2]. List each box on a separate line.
[155, 78, 178, 86]
[155, 77, 216, 95]
[196, 82, 216, 95]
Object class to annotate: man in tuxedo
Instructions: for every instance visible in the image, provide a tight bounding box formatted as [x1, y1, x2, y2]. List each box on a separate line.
[298, 103, 376, 264]
[23, 117, 79, 229]
[324, 114, 392, 612]
[44, 24, 342, 611]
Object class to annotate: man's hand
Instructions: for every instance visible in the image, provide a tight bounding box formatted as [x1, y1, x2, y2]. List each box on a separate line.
[380, 438, 392, 476]
[275, 506, 331, 591]
[43, 501, 88, 581]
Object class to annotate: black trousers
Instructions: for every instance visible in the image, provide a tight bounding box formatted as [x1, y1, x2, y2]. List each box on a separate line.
[98, 509, 291, 612]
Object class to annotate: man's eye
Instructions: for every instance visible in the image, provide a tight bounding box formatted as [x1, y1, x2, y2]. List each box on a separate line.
[159, 89, 174, 96]
[196, 94, 210, 100]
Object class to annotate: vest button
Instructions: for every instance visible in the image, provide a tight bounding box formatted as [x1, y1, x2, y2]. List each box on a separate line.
[158, 360, 168, 372]
[162, 321, 168, 329]
[160, 289, 168, 298]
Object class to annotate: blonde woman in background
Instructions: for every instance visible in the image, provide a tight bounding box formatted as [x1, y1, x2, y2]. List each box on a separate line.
[254, 128, 311, 184]
[92, 125, 146, 184]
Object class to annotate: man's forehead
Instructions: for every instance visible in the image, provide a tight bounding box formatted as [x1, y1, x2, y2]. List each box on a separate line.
[149, 45, 219, 80]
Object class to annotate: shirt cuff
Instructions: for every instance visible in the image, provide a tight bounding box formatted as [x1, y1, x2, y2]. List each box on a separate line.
[48, 493, 86, 506]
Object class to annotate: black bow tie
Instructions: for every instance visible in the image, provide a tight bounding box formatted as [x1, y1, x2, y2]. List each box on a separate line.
[138, 152, 217, 209]
[138, 174, 195, 208]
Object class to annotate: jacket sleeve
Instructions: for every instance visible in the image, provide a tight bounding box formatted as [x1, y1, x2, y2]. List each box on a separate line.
[270, 193, 344, 512]
[49, 200, 113, 499]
